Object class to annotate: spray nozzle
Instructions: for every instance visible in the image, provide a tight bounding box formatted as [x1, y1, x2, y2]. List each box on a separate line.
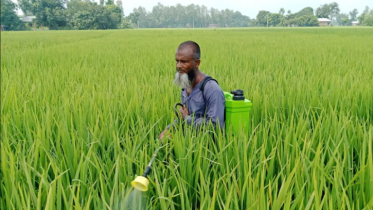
[131, 176, 149, 192]
[131, 142, 163, 192]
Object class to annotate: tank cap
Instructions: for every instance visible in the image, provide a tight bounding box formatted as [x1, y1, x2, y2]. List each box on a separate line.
[231, 89, 245, 101]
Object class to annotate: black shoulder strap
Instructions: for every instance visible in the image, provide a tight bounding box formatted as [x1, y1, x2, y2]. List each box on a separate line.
[200, 76, 218, 92]
[199, 76, 220, 120]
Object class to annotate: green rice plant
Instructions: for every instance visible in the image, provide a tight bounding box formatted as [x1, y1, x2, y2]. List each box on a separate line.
[1, 28, 372, 209]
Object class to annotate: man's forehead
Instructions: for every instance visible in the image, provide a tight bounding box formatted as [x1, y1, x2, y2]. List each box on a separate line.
[175, 47, 194, 58]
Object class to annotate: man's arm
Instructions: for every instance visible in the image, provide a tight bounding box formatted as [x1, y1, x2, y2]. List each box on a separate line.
[159, 90, 185, 139]
[184, 82, 225, 130]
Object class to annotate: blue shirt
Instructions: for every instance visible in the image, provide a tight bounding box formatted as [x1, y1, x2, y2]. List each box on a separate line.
[168, 74, 225, 131]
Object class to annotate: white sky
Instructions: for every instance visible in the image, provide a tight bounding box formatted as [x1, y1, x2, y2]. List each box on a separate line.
[16, 0, 371, 17]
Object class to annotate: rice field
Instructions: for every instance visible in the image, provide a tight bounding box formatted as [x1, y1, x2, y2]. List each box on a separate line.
[1, 28, 373, 210]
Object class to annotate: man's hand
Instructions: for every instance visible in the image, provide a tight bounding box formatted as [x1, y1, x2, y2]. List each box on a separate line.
[159, 128, 171, 140]
[180, 104, 190, 120]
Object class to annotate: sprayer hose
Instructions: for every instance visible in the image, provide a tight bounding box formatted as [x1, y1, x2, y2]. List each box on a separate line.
[174, 103, 183, 121]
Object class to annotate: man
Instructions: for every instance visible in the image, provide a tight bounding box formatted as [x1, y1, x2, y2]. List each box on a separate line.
[159, 41, 225, 140]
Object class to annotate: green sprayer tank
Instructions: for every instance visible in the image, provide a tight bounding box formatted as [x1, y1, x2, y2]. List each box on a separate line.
[224, 90, 252, 134]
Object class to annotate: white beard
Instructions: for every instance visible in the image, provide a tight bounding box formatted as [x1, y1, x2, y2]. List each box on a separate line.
[174, 72, 192, 89]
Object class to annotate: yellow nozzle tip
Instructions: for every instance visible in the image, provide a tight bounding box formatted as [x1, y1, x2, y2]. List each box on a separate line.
[131, 176, 149, 192]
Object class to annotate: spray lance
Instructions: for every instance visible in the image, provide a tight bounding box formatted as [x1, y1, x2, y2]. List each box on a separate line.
[131, 143, 162, 191]
[131, 103, 184, 192]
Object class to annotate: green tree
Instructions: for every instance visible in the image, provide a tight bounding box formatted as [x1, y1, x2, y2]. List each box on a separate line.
[279, 8, 285, 16]
[286, 7, 313, 22]
[297, 7, 314, 16]
[357, 6, 370, 26]
[106, 4, 122, 28]
[93, 5, 115, 29]
[256, 10, 270, 26]
[66, 0, 96, 29]
[315, 2, 340, 25]
[121, 3, 250, 28]
[336, 13, 349, 26]
[359, 8, 373, 26]
[127, 12, 140, 28]
[363, 6, 370, 14]
[364, 11, 373, 26]
[1, 0, 25, 30]
[248, 18, 257, 27]
[296, 15, 319, 26]
[17, 0, 32, 15]
[232, 11, 250, 27]
[284, 7, 318, 27]
[316, 4, 331, 18]
[119, 19, 132, 28]
[329, 2, 340, 24]
[18, 0, 67, 29]
[66, 0, 119, 30]
[134, 7, 149, 27]
[349, 9, 358, 21]
[268, 13, 284, 26]
[116, 0, 123, 16]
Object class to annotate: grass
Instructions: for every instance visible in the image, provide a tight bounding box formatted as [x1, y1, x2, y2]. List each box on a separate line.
[1, 28, 373, 209]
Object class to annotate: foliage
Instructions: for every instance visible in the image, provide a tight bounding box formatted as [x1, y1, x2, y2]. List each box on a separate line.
[295, 7, 314, 17]
[316, 4, 331, 18]
[349, 9, 359, 21]
[363, 11, 373, 26]
[358, 7, 373, 26]
[296, 15, 319, 26]
[17, 0, 66, 29]
[257, 7, 319, 27]
[329, 2, 340, 18]
[1, 28, 373, 209]
[267, 13, 284, 26]
[16, 0, 123, 30]
[106, 4, 122, 27]
[256, 10, 270, 26]
[336, 13, 349, 26]
[1, 0, 25, 30]
[65, 0, 122, 30]
[279, 8, 285, 16]
[127, 11, 140, 28]
[119, 19, 132, 29]
[126, 3, 250, 28]
[315, 2, 340, 25]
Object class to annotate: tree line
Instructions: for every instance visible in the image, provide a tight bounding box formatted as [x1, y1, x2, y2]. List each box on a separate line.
[2, 0, 125, 30]
[255, 3, 372, 27]
[255, 7, 319, 27]
[315, 3, 372, 26]
[1, 0, 373, 31]
[126, 3, 249, 28]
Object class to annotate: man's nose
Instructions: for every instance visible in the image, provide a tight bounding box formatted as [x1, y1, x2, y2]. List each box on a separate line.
[176, 61, 182, 69]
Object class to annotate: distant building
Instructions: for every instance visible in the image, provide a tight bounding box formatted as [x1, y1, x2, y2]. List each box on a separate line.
[20, 16, 36, 23]
[352, 21, 359, 26]
[209, 24, 219, 28]
[20, 16, 37, 29]
[1, 25, 7, 31]
[318, 18, 331, 26]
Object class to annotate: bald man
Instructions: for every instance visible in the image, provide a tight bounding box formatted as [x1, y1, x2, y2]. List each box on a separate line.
[159, 41, 225, 140]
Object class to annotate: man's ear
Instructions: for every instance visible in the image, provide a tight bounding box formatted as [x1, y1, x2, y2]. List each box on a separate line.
[195, 59, 201, 68]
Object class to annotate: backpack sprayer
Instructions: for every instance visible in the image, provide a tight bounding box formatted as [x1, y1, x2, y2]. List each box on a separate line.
[131, 77, 252, 192]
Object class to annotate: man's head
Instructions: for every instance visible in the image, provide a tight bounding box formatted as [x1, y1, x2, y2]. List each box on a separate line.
[174, 41, 201, 89]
